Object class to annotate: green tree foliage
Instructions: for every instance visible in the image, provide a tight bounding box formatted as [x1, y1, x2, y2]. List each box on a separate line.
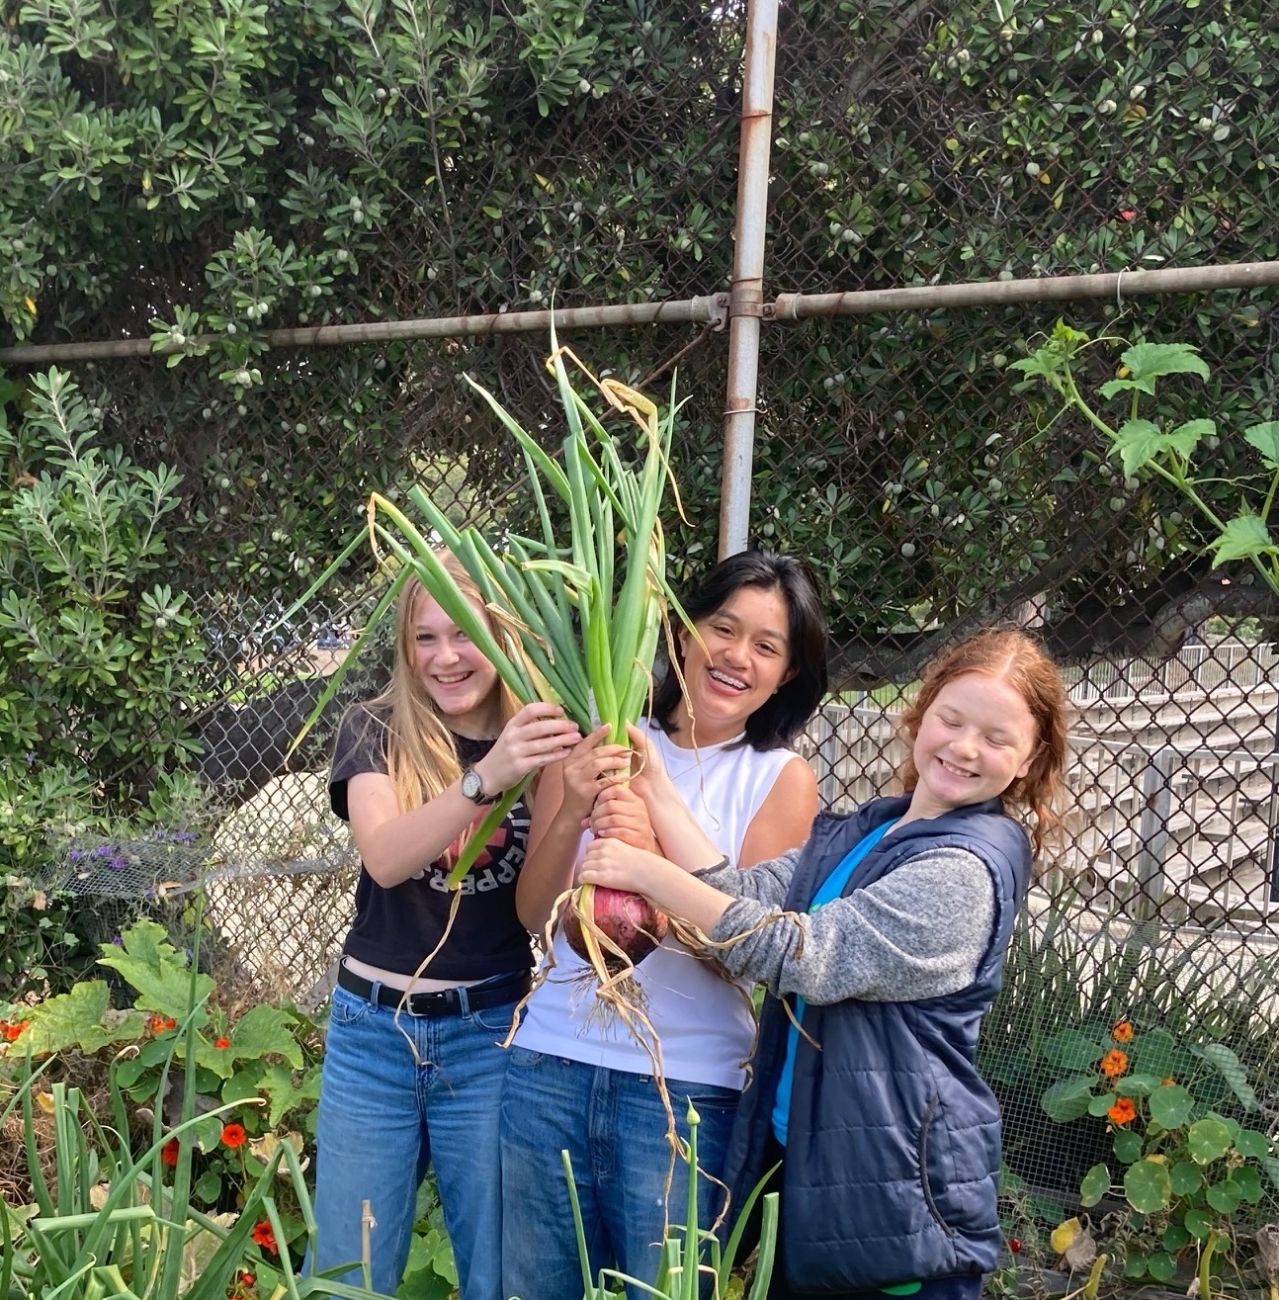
[0, 367, 205, 866]
[1, 0, 1276, 650]
[754, 0, 1279, 649]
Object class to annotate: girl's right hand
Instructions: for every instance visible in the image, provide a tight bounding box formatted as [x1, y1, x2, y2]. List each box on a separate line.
[473, 702, 582, 793]
[557, 725, 633, 824]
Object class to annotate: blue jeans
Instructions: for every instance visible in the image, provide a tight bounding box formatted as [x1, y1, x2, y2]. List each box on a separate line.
[500, 1048, 739, 1300]
[308, 982, 518, 1300]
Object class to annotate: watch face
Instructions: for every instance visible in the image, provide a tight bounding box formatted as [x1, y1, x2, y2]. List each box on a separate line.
[462, 769, 485, 802]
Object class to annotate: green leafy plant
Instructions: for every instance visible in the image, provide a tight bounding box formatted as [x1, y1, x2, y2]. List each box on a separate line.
[396, 1181, 461, 1300]
[0, 367, 207, 871]
[0, 902, 396, 1299]
[2, 918, 324, 1253]
[1038, 1017, 1276, 1294]
[0, 875, 88, 1002]
[7, 0, 1274, 628]
[1013, 321, 1279, 599]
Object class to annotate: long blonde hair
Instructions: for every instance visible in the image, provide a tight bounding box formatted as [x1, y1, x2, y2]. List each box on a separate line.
[358, 555, 522, 812]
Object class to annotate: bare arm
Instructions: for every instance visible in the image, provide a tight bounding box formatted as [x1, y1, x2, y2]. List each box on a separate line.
[624, 726, 816, 871]
[349, 702, 581, 889]
[620, 725, 728, 869]
[737, 756, 818, 867]
[579, 838, 738, 932]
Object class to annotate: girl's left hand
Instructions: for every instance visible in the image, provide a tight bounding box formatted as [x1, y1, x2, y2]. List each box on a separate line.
[579, 836, 670, 898]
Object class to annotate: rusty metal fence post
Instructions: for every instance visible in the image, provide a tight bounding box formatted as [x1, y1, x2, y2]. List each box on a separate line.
[719, 0, 779, 559]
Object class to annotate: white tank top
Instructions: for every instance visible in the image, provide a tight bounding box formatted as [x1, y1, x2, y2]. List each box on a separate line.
[513, 723, 804, 1090]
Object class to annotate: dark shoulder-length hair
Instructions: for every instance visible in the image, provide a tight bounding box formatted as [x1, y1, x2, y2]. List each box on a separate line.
[652, 550, 829, 751]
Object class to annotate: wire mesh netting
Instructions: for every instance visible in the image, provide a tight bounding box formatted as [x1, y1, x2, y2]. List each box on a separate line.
[6, 0, 1279, 1258]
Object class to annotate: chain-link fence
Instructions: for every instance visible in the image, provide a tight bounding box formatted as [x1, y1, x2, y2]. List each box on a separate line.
[7, 0, 1279, 1260]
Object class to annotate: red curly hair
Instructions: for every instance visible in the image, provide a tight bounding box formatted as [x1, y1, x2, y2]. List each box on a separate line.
[898, 628, 1068, 858]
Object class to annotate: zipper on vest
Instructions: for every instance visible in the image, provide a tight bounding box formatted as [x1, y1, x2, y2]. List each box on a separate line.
[917, 1095, 955, 1237]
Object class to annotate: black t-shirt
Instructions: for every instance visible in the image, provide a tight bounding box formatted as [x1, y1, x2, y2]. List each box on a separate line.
[328, 705, 533, 980]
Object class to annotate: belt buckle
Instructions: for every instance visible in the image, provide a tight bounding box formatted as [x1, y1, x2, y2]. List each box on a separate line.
[408, 987, 457, 1017]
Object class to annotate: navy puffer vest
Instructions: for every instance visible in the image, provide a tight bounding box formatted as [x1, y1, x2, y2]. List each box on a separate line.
[722, 794, 1031, 1294]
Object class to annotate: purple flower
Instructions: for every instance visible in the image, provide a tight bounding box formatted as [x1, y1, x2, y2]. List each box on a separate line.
[174, 830, 196, 844]
[109, 856, 128, 871]
[68, 849, 86, 862]
[95, 844, 115, 858]
[111, 934, 123, 946]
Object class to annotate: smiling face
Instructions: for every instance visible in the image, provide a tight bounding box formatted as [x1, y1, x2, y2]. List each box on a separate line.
[906, 671, 1039, 821]
[674, 584, 794, 746]
[409, 587, 501, 737]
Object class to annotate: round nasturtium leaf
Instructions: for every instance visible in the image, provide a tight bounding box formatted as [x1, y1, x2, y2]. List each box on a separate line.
[1170, 1161, 1203, 1196]
[1230, 1165, 1263, 1204]
[1124, 1159, 1173, 1214]
[1147, 1252, 1178, 1283]
[1236, 1129, 1270, 1159]
[1184, 1208, 1214, 1241]
[1124, 1252, 1148, 1279]
[1148, 1084, 1194, 1128]
[1113, 1130, 1143, 1164]
[1187, 1117, 1233, 1165]
[1205, 1180, 1242, 1214]
[1162, 1223, 1192, 1252]
[1080, 1163, 1111, 1207]
[194, 1168, 222, 1203]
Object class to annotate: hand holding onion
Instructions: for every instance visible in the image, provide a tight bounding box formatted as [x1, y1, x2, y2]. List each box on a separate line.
[622, 723, 673, 805]
[475, 701, 583, 792]
[579, 836, 674, 898]
[571, 838, 671, 973]
[590, 784, 659, 853]
[555, 725, 633, 826]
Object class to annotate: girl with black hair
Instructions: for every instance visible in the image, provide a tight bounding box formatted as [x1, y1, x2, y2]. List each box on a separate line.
[500, 551, 829, 1300]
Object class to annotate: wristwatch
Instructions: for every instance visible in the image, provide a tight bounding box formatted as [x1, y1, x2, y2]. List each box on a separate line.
[460, 766, 496, 805]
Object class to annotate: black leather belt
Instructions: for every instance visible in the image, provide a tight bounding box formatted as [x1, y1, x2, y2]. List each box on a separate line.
[337, 965, 529, 1017]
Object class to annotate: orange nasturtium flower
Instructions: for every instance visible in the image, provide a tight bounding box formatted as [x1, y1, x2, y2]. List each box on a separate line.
[0, 1019, 30, 1042]
[1100, 1048, 1129, 1078]
[1111, 1020, 1134, 1043]
[221, 1122, 248, 1149]
[215, 1036, 231, 1049]
[251, 1220, 278, 1255]
[161, 1138, 180, 1166]
[150, 1014, 178, 1034]
[1108, 1096, 1137, 1126]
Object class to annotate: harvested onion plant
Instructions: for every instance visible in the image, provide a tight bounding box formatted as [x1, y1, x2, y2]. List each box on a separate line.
[294, 333, 695, 1079]
[562, 1104, 780, 1300]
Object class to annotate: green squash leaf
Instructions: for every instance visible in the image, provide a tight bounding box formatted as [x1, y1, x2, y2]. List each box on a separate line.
[1243, 421, 1279, 469]
[1211, 512, 1273, 566]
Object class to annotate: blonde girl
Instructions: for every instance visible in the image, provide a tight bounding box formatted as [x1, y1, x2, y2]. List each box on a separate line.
[310, 557, 580, 1299]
